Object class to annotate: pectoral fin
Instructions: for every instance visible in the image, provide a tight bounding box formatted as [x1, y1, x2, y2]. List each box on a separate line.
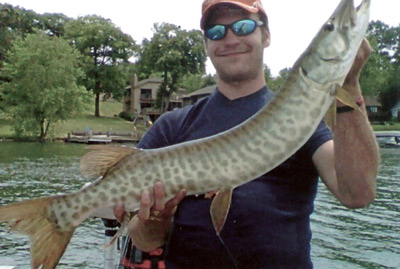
[324, 100, 337, 131]
[335, 84, 361, 111]
[325, 84, 363, 131]
[210, 189, 233, 235]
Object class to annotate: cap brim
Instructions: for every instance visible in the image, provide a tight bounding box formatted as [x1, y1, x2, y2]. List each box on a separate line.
[201, 1, 262, 29]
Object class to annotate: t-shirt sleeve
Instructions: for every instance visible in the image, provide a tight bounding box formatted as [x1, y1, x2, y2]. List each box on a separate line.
[137, 106, 193, 150]
[303, 120, 333, 158]
[136, 112, 177, 150]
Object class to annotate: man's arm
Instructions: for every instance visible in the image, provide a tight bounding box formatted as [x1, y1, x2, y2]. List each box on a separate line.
[313, 39, 380, 208]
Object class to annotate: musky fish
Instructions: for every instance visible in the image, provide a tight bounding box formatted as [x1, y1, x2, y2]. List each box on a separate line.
[0, 0, 371, 268]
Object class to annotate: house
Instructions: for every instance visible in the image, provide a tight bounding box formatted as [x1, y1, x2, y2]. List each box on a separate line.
[364, 96, 387, 121]
[182, 85, 216, 106]
[390, 100, 400, 119]
[364, 96, 382, 115]
[123, 76, 184, 122]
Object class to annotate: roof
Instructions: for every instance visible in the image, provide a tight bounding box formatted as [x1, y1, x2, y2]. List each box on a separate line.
[135, 78, 163, 88]
[125, 77, 163, 90]
[364, 96, 381, 107]
[183, 85, 216, 98]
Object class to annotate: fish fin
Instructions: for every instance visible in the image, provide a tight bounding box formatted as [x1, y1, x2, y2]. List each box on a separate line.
[324, 99, 337, 131]
[0, 197, 75, 269]
[210, 189, 233, 235]
[335, 84, 362, 112]
[80, 145, 142, 179]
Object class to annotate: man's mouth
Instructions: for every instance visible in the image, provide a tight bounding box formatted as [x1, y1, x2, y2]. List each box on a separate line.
[218, 50, 247, 57]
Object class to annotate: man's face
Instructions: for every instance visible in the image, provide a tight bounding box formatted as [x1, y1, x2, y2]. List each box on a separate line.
[204, 7, 270, 84]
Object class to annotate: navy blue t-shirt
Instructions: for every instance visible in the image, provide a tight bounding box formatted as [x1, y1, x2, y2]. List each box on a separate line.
[137, 87, 333, 268]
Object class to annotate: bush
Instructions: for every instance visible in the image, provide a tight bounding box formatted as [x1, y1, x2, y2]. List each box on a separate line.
[119, 111, 135, 121]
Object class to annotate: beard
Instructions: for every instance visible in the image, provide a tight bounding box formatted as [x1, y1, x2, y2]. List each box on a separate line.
[217, 67, 260, 84]
[214, 55, 264, 85]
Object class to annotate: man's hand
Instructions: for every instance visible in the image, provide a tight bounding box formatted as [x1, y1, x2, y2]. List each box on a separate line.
[113, 182, 186, 252]
[343, 39, 372, 93]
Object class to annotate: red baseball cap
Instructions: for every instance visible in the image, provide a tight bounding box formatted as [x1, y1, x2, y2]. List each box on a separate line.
[200, 0, 267, 29]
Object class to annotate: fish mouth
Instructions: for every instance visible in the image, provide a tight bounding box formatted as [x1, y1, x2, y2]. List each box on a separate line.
[320, 57, 342, 63]
[317, 0, 370, 62]
[332, 0, 370, 30]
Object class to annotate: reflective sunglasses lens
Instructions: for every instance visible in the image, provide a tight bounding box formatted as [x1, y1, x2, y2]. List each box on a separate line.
[205, 25, 226, 40]
[232, 19, 256, 36]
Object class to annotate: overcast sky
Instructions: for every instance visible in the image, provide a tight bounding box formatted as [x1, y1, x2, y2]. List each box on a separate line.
[3, 0, 400, 76]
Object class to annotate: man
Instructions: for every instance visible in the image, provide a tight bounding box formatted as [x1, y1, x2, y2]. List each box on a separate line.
[115, 0, 379, 267]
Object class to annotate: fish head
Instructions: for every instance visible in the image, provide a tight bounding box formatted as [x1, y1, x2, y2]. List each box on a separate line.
[299, 0, 371, 84]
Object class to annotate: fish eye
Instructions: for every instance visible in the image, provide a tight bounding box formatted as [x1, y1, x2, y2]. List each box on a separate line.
[324, 22, 335, 32]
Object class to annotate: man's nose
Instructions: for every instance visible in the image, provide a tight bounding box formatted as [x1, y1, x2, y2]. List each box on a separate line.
[223, 28, 240, 44]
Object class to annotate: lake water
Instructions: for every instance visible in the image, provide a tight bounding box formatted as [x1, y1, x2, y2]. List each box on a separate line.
[0, 142, 399, 268]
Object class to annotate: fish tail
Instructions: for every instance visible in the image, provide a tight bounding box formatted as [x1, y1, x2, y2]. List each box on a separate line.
[0, 197, 75, 269]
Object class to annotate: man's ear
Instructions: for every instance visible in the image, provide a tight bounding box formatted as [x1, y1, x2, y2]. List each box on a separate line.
[263, 28, 271, 48]
[203, 38, 210, 57]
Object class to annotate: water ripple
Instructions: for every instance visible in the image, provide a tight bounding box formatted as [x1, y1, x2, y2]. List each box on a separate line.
[0, 143, 400, 268]
[312, 148, 400, 268]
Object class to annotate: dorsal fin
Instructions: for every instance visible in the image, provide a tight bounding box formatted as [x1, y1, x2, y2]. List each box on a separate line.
[80, 145, 142, 179]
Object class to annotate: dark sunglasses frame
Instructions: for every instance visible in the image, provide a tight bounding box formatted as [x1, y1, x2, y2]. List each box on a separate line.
[204, 19, 264, 41]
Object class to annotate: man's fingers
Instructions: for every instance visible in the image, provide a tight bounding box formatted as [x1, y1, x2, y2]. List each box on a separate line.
[136, 185, 187, 221]
[137, 190, 152, 220]
[164, 189, 187, 213]
[153, 181, 166, 212]
[113, 202, 126, 223]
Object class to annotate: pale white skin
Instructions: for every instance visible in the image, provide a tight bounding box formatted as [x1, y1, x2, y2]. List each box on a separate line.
[113, 6, 378, 252]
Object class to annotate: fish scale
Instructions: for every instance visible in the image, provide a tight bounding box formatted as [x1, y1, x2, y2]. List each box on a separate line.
[0, 0, 371, 268]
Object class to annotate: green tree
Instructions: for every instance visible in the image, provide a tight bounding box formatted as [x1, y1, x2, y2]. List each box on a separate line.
[64, 15, 137, 117]
[37, 13, 71, 37]
[0, 4, 37, 77]
[0, 33, 90, 141]
[360, 36, 393, 97]
[266, 67, 291, 93]
[138, 23, 206, 112]
[379, 66, 400, 112]
[0, 4, 72, 84]
[363, 21, 400, 111]
[181, 73, 217, 93]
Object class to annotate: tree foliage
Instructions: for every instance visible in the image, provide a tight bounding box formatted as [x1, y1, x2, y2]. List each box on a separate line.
[264, 65, 291, 92]
[64, 15, 137, 117]
[0, 33, 90, 140]
[0, 4, 71, 62]
[181, 73, 217, 93]
[137, 23, 207, 112]
[363, 20, 400, 111]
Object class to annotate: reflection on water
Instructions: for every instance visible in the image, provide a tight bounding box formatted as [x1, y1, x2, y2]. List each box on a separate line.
[0, 142, 399, 268]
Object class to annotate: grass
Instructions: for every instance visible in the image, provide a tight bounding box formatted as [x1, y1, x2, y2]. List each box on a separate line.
[55, 115, 135, 137]
[55, 100, 134, 137]
[0, 117, 13, 138]
[0, 100, 149, 140]
[371, 121, 400, 132]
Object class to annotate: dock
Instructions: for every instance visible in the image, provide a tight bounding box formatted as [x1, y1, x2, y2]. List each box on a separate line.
[65, 131, 140, 144]
[375, 131, 400, 148]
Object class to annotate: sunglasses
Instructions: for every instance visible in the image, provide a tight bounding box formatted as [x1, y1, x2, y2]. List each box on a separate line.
[204, 19, 264, 41]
